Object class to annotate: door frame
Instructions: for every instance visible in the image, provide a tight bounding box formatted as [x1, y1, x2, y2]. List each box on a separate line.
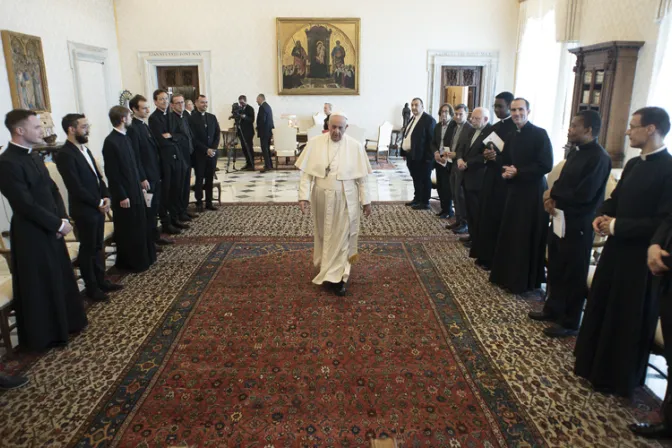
[68, 41, 115, 114]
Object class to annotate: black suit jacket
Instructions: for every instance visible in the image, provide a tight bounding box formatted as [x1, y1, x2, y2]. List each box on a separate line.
[431, 120, 457, 171]
[148, 109, 181, 163]
[403, 112, 436, 161]
[54, 141, 109, 219]
[257, 102, 275, 138]
[457, 124, 493, 191]
[171, 111, 193, 156]
[102, 130, 144, 205]
[127, 118, 161, 184]
[189, 110, 221, 159]
[240, 104, 255, 137]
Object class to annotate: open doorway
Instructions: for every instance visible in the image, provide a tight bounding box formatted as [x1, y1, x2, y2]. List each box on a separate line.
[441, 66, 482, 113]
[157, 65, 200, 101]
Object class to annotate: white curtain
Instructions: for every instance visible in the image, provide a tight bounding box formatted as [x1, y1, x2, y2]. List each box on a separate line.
[514, 0, 573, 163]
[649, 11, 672, 147]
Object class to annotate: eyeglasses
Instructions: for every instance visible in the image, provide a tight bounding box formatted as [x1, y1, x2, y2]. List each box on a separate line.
[628, 124, 648, 131]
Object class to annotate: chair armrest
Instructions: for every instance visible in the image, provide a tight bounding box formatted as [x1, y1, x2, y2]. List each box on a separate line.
[365, 139, 378, 145]
[0, 248, 12, 273]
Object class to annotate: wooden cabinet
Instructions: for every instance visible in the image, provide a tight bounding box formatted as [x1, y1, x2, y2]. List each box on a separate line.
[569, 41, 643, 167]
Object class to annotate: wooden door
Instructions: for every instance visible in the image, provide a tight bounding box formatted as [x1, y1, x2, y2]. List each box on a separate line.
[157, 66, 200, 101]
[441, 66, 482, 112]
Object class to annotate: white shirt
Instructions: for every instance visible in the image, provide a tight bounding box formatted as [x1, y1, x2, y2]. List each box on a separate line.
[402, 114, 421, 151]
[470, 128, 483, 146]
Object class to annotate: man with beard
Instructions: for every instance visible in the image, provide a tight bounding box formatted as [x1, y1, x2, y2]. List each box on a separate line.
[530, 110, 611, 337]
[237, 95, 256, 171]
[189, 95, 221, 212]
[400, 97, 436, 210]
[127, 95, 173, 248]
[0, 109, 87, 351]
[489, 98, 553, 295]
[55, 114, 124, 301]
[148, 89, 186, 234]
[471, 92, 517, 269]
[102, 106, 156, 272]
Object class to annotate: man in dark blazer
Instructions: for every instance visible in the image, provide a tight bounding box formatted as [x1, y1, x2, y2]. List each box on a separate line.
[447, 104, 473, 233]
[148, 89, 186, 234]
[400, 97, 436, 210]
[256, 93, 275, 173]
[189, 95, 221, 211]
[55, 114, 123, 301]
[128, 94, 173, 247]
[169, 94, 198, 221]
[237, 95, 255, 170]
[456, 107, 492, 247]
[432, 103, 456, 218]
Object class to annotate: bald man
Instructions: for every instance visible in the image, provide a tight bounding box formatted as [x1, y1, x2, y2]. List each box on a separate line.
[296, 112, 373, 297]
[456, 107, 492, 249]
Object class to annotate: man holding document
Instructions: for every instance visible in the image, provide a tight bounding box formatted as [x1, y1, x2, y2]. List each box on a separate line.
[529, 110, 611, 337]
[432, 103, 456, 219]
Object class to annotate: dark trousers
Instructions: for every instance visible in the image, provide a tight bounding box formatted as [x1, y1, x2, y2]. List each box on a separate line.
[659, 284, 672, 425]
[408, 159, 433, 205]
[193, 153, 217, 205]
[73, 212, 105, 292]
[159, 154, 184, 227]
[180, 150, 192, 214]
[450, 167, 467, 225]
[238, 129, 255, 167]
[464, 187, 481, 238]
[435, 164, 453, 215]
[148, 179, 161, 240]
[260, 133, 273, 169]
[543, 223, 594, 330]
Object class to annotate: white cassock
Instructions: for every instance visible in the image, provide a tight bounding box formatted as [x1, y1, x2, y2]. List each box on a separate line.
[295, 133, 373, 284]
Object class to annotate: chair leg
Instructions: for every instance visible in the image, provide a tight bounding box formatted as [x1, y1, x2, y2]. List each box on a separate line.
[217, 184, 222, 204]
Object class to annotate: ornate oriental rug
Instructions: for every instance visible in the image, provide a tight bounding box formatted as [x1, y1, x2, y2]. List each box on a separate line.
[0, 203, 667, 447]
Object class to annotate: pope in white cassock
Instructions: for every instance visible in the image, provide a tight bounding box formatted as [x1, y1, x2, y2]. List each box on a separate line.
[295, 112, 373, 296]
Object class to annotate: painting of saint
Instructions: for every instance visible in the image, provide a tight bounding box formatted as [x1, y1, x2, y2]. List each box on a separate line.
[2, 30, 51, 112]
[291, 41, 307, 77]
[311, 41, 328, 79]
[331, 40, 346, 71]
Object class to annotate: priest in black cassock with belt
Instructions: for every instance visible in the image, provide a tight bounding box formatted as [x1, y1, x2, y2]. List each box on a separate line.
[189, 94, 221, 212]
[489, 98, 553, 295]
[529, 110, 611, 338]
[471, 92, 517, 269]
[103, 106, 156, 273]
[170, 94, 198, 222]
[0, 110, 87, 351]
[574, 107, 672, 398]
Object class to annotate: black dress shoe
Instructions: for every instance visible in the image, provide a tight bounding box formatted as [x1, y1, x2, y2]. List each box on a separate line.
[462, 241, 472, 248]
[186, 211, 198, 219]
[448, 221, 463, 230]
[476, 260, 491, 271]
[206, 203, 218, 211]
[172, 221, 190, 230]
[179, 214, 193, 222]
[335, 280, 347, 297]
[528, 310, 554, 321]
[411, 203, 431, 210]
[156, 237, 175, 245]
[543, 324, 578, 338]
[246, 166, 256, 172]
[0, 374, 30, 390]
[86, 288, 109, 302]
[162, 225, 182, 235]
[452, 225, 469, 235]
[195, 204, 204, 213]
[459, 235, 471, 242]
[436, 210, 446, 216]
[438, 213, 452, 219]
[405, 201, 418, 207]
[155, 245, 163, 253]
[99, 282, 124, 293]
[629, 422, 672, 439]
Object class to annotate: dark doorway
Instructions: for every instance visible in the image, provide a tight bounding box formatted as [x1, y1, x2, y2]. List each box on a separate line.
[157, 65, 200, 101]
[441, 66, 483, 112]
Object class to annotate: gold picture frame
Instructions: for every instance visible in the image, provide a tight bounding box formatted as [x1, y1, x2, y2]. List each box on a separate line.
[1, 30, 51, 112]
[277, 17, 360, 95]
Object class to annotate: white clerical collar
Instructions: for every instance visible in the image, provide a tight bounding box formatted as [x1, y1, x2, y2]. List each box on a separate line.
[12, 142, 33, 153]
[134, 117, 148, 124]
[114, 127, 127, 136]
[641, 145, 667, 160]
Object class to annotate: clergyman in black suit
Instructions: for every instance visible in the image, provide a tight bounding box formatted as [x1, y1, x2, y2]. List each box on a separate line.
[189, 94, 221, 212]
[431, 103, 456, 219]
[102, 106, 156, 273]
[127, 94, 173, 247]
[55, 114, 123, 301]
[237, 95, 256, 170]
[447, 104, 473, 234]
[456, 107, 492, 248]
[400, 97, 436, 210]
[169, 94, 198, 221]
[256, 93, 275, 173]
[148, 89, 186, 234]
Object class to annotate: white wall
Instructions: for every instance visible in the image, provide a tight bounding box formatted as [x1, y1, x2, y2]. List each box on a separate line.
[577, 0, 663, 161]
[0, 0, 123, 231]
[114, 0, 519, 137]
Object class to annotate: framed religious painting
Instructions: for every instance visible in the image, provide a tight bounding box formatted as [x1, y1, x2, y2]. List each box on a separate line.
[277, 18, 360, 95]
[1, 30, 51, 112]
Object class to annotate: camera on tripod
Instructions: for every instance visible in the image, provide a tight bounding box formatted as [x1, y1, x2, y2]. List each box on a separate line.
[229, 102, 244, 123]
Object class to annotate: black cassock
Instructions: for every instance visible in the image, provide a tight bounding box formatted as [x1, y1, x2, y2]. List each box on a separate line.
[103, 130, 156, 272]
[470, 117, 518, 266]
[574, 149, 672, 397]
[0, 144, 87, 351]
[489, 121, 553, 294]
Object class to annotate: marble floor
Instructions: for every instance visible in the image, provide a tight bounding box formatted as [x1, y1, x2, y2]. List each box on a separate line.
[213, 156, 416, 203]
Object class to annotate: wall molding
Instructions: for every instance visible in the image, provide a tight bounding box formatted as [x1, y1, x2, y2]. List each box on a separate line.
[68, 41, 113, 114]
[426, 50, 499, 116]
